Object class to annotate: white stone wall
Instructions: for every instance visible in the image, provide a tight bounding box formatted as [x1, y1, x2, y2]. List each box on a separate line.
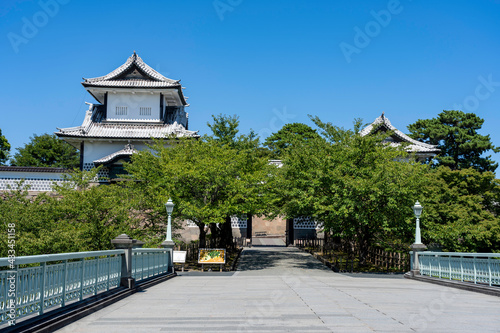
[231, 215, 248, 228]
[0, 171, 70, 192]
[293, 216, 322, 229]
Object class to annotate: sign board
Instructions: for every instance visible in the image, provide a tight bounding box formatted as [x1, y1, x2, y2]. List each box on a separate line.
[198, 248, 226, 264]
[173, 251, 187, 263]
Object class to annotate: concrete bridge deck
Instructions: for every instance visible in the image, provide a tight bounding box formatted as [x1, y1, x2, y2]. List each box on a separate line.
[57, 247, 500, 332]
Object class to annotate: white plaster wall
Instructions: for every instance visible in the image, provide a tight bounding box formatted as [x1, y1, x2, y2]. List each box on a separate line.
[82, 141, 152, 165]
[107, 93, 160, 121]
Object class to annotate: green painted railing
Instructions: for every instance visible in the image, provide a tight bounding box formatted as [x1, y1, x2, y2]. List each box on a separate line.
[0, 250, 122, 325]
[417, 252, 500, 286]
[0, 247, 172, 326]
[132, 248, 171, 282]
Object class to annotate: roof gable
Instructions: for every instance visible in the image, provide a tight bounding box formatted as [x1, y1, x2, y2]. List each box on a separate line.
[360, 113, 439, 155]
[82, 52, 180, 88]
[116, 65, 154, 81]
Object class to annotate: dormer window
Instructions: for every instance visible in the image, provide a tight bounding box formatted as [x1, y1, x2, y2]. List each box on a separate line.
[116, 106, 128, 115]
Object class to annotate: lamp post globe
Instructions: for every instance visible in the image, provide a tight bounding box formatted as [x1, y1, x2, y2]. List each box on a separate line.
[413, 201, 423, 244]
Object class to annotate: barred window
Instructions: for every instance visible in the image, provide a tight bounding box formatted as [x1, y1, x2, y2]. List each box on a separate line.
[115, 106, 127, 115]
[139, 107, 152, 116]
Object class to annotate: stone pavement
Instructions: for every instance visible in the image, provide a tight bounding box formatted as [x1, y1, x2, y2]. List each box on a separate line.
[251, 237, 286, 247]
[57, 247, 500, 332]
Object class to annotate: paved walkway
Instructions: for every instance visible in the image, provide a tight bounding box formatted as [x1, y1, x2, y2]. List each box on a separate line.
[251, 237, 286, 246]
[58, 247, 500, 332]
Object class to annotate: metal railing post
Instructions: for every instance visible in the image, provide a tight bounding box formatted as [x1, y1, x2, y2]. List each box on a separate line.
[141, 253, 144, 280]
[460, 256, 464, 282]
[79, 259, 85, 301]
[107, 256, 111, 291]
[39, 262, 46, 315]
[488, 257, 492, 286]
[14, 265, 19, 320]
[438, 256, 442, 278]
[473, 257, 477, 284]
[62, 260, 68, 307]
[448, 257, 451, 280]
[94, 257, 99, 296]
[111, 234, 137, 289]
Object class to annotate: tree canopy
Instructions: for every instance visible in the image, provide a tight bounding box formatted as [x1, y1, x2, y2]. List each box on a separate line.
[420, 167, 500, 252]
[0, 129, 10, 165]
[206, 114, 241, 147]
[264, 122, 321, 157]
[272, 116, 428, 262]
[2, 112, 500, 259]
[408, 110, 499, 172]
[126, 137, 271, 247]
[0, 169, 142, 257]
[10, 133, 79, 169]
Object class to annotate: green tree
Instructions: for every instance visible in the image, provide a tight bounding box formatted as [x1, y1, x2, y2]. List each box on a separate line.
[10, 133, 79, 169]
[264, 122, 321, 157]
[205, 114, 268, 244]
[0, 129, 10, 165]
[0, 187, 75, 257]
[206, 114, 263, 152]
[54, 175, 140, 251]
[420, 167, 500, 252]
[127, 138, 270, 247]
[408, 110, 499, 172]
[207, 114, 240, 147]
[0, 169, 142, 256]
[273, 116, 428, 263]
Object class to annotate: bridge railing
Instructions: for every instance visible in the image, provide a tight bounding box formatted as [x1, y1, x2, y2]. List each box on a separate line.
[0, 250, 123, 325]
[0, 234, 174, 327]
[417, 251, 500, 286]
[132, 248, 171, 282]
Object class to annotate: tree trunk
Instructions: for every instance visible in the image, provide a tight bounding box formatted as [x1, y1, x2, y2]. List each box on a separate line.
[209, 223, 220, 247]
[198, 223, 207, 248]
[357, 234, 370, 266]
[219, 216, 233, 249]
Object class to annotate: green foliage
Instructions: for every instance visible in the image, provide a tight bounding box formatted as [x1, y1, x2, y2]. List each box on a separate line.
[206, 113, 261, 150]
[408, 110, 499, 172]
[264, 122, 321, 158]
[126, 137, 271, 247]
[0, 170, 142, 256]
[10, 133, 79, 169]
[207, 114, 240, 146]
[0, 129, 10, 165]
[420, 167, 500, 252]
[273, 116, 428, 262]
[0, 188, 79, 257]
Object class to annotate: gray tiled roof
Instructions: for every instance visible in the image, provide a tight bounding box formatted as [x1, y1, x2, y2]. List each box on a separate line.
[82, 52, 180, 89]
[360, 113, 439, 154]
[56, 104, 199, 140]
[0, 166, 69, 173]
[94, 144, 136, 165]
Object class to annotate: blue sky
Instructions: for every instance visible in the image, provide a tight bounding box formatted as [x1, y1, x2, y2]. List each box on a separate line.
[1, 0, 500, 169]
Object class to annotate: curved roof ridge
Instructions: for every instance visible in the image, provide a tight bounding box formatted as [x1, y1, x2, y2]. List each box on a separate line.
[83, 52, 179, 85]
[94, 143, 137, 165]
[360, 113, 439, 151]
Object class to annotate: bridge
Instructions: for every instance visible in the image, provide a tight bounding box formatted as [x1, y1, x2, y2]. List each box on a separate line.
[2, 243, 500, 332]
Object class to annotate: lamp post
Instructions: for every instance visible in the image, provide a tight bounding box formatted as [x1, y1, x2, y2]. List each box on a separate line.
[161, 198, 175, 272]
[413, 201, 423, 244]
[410, 200, 427, 276]
[165, 198, 174, 243]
